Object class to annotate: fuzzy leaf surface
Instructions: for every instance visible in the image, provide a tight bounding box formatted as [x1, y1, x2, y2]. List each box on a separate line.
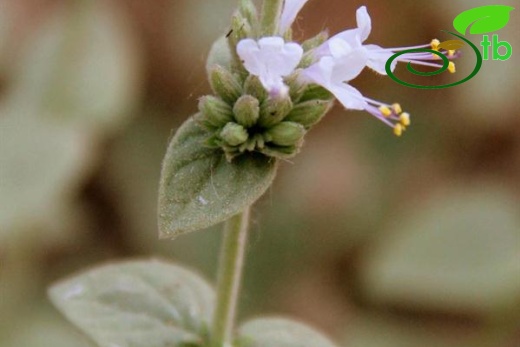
[158, 117, 277, 238]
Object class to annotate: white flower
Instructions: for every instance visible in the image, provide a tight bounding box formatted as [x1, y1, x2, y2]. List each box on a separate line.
[318, 6, 457, 75]
[303, 37, 410, 136]
[316, 6, 394, 75]
[279, 0, 310, 34]
[235, 2, 461, 135]
[302, 38, 368, 110]
[237, 37, 303, 98]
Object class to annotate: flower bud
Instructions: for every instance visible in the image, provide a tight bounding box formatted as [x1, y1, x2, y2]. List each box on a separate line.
[299, 31, 329, 68]
[206, 36, 233, 72]
[284, 99, 334, 128]
[244, 75, 267, 102]
[258, 94, 293, 128]
[198, 96, 234, 128]
[265, 121, 305, 146]
[228, 12, 253, 50]
[298, 51, 315, 69]
[299, 84, 334, 102]
[209, 65, 243, 104]
[220, 122, 248, 146]
[260, 145, 298, 159]
[302, 30, 329, 51]
[233, 95, 260, 128]
[238, 0, 259, 30]
[285, 70, 307, 102]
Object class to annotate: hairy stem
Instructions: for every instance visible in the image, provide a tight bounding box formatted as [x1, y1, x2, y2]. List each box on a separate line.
[211, 207, 250, 346]
[261, 0, 283, 36]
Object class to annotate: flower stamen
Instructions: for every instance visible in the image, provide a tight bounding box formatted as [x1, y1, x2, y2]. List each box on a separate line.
[392, 103, 402, 115]
[367, 37, 461, 68]
[379, 105, 392, 118]
[448, 61, 456, 73]
[393, 123, 404, 137]
[364, 98, 411, 136]
[431, 39, 440, 50]
[399, 112, 411, 126]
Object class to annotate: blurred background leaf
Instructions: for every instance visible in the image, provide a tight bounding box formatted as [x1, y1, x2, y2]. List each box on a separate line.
[6, 0, 143, 133]
[360, 183, 520, 318]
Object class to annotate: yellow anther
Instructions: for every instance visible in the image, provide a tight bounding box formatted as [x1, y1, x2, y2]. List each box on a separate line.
[393, 124, 404, 137]
[399, 112, 411, 126]
[431, 39, 440, 50]
[448, 50, 456, 57]
[392, 103, 402, 114]
[448, 61, 456, 73]
[379, 105, 392, 118]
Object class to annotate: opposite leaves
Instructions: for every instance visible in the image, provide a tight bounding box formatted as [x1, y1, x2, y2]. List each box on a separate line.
[48, 260, 214, 347]
[158, 117, 277, 239]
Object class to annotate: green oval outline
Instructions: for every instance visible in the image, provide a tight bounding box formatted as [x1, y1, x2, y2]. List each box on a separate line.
[385, 31, 483, 89]
[406, 50, 449, 76]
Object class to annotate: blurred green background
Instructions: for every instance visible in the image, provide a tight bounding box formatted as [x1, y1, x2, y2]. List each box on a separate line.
[1, 0, 519, 346]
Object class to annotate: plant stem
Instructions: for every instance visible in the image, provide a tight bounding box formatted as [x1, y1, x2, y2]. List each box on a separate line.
[211, 207, 250, 347]
[261, 0, 284, 36]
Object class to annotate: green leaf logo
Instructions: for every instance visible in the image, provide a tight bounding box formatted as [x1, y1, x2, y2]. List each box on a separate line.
[453, 5, 514, 35]
[437, 39, 465, 51]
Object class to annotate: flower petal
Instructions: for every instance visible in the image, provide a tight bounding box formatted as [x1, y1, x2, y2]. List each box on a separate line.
[356, 6, 372, 42]
[280, 42, 306, 76]
[314, 6, 373, 62]
[329, 83, 367, 110]
[237, 38, 265, 76]
[280, 0, 310, 34]
[328, 38, 353, 59]
[256, 37, 303, 77]
[261, 77, 288, 98]
[302, 56, 335, 87]
[303, 51, 368, 111]
[237, 37, 303, 95]
[330, 47, 368, 83]
[364, 44, 396, 75]
[316, 28, 361, 58]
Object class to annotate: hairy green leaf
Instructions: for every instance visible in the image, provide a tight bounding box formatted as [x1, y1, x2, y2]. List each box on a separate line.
[158, 117, 277, 238]
[48, 259, 214, 347]
[453, 5, 514, 35]
[238, 318, 338, 347]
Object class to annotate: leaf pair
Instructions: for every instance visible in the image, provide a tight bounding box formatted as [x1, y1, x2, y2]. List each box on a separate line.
[49, 260, 338, 347]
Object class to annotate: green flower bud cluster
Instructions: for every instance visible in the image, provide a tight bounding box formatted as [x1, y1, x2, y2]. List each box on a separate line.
[197, 0, 335, 162]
